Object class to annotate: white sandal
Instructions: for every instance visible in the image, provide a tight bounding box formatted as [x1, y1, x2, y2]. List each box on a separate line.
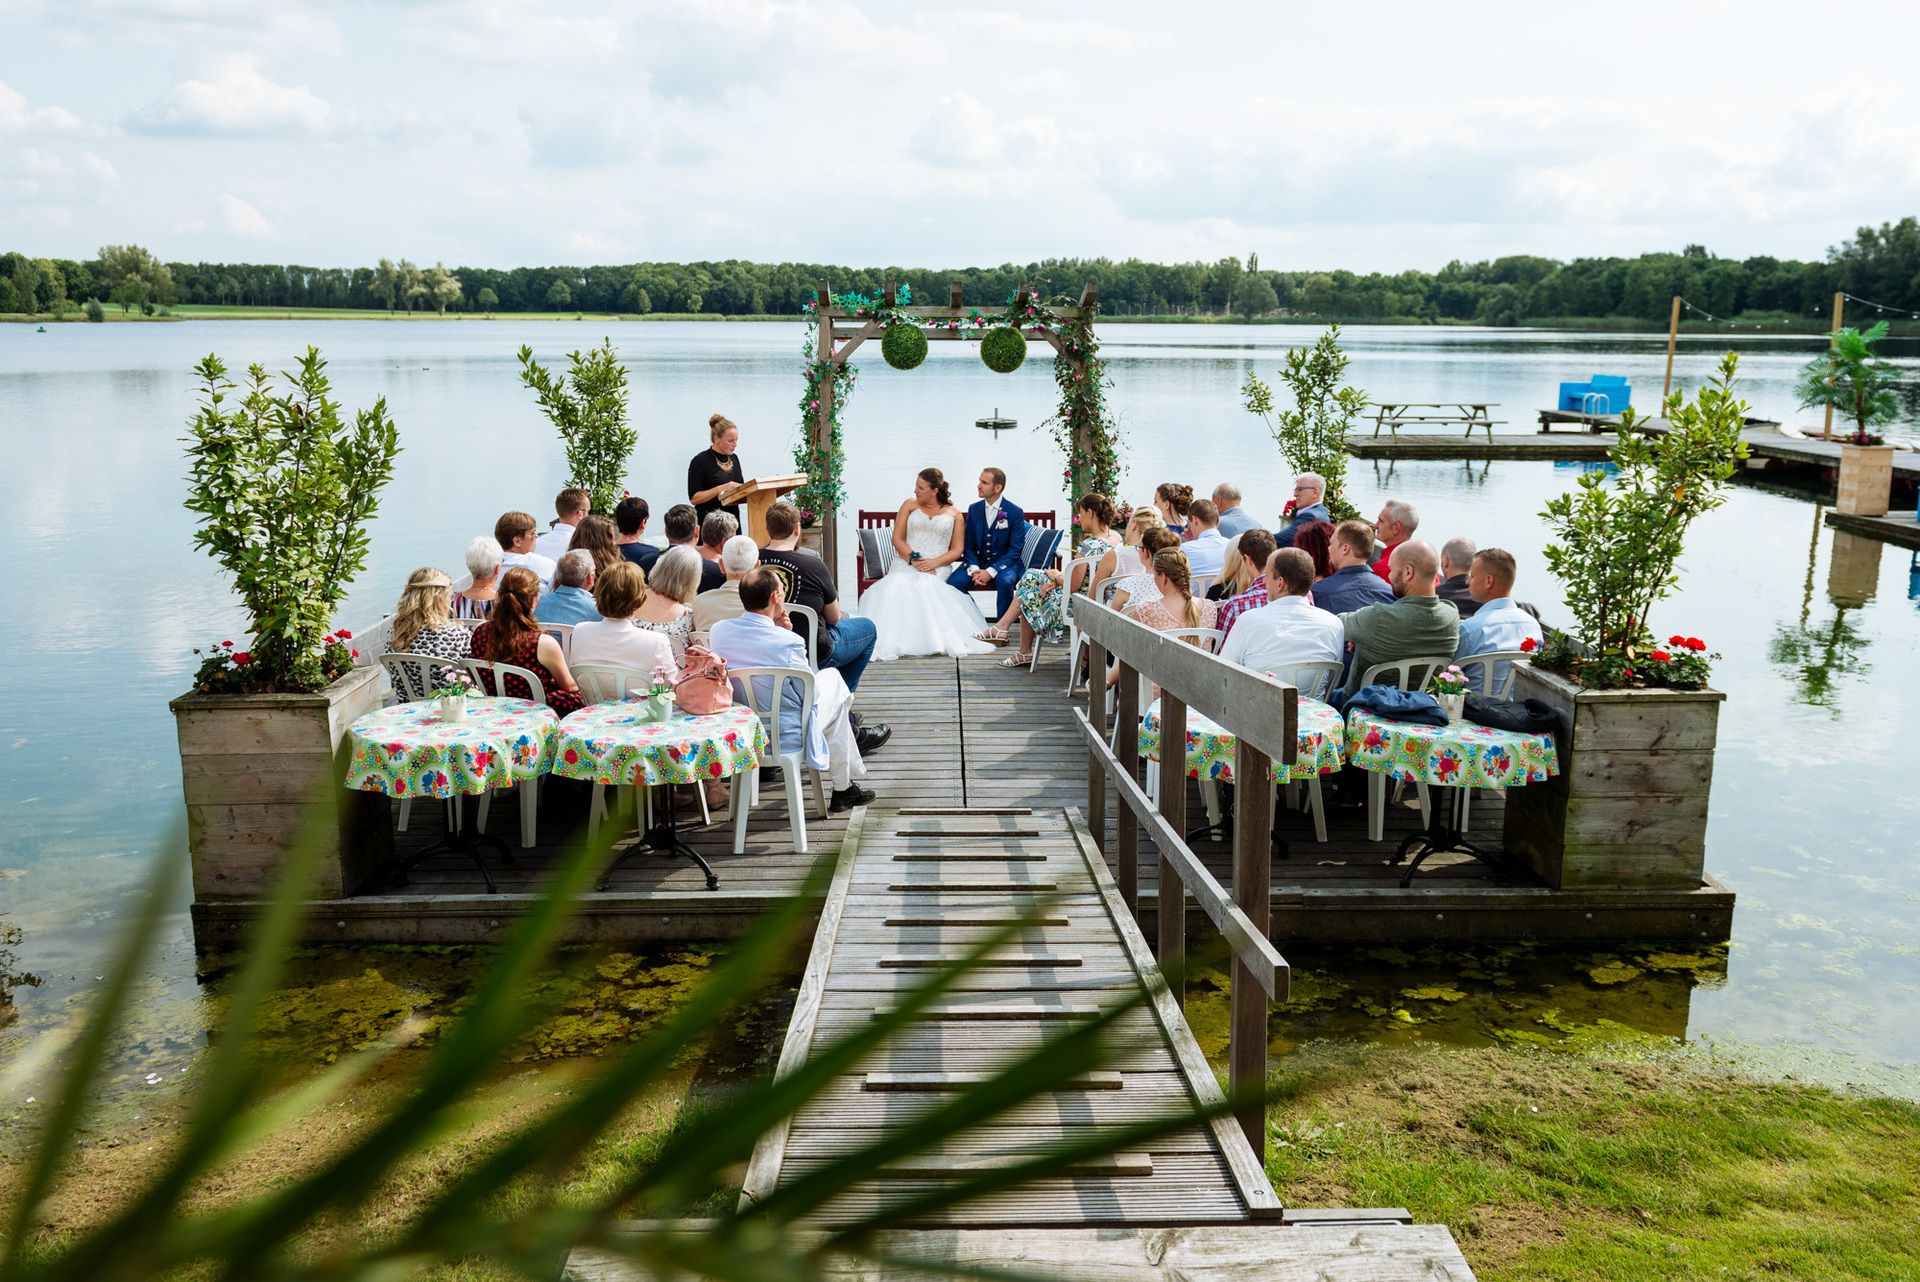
[999, 651, 1034, 668]
[974, 625, 1010, 645]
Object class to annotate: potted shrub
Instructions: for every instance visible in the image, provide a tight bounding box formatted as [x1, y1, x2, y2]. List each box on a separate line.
[171, 349, 401, 900]
[1505, 354, 1746, 891]
[1794, 322, 1901, 516]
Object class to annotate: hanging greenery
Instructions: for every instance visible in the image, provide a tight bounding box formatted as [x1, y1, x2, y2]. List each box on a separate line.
[1043, 309, 1121, 507]
[881, 321, 928, 370]
[980, 326, 1027, 373]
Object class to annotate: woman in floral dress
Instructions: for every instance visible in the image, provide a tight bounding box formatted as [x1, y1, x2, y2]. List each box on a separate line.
[976, 494, 1120, 668]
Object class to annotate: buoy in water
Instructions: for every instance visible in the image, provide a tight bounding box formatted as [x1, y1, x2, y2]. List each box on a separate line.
[975, 407, 1016, 436]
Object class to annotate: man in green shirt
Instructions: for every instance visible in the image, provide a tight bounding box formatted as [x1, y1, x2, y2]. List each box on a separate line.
[1338, 539, 1459, 701]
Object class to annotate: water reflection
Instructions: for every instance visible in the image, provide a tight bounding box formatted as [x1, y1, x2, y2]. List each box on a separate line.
[1768, 525, 1880, 708]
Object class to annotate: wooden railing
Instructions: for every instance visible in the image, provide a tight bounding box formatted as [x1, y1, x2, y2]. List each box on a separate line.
[1068, 596, 1294, 1157]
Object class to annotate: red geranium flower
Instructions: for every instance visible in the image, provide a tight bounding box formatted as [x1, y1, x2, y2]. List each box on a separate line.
[337, 630, 352, 640]
[1669, 635, 1686, 646]
[1651, 650, 1671, 662]
[234, 652, 251, 665]
[1520, 636, 1538, 652]
[220, 640, 233, 648]
[1687, 637, 1705, 651]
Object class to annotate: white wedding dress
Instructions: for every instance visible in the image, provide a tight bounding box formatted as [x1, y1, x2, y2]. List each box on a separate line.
[859, 509, 996, 661]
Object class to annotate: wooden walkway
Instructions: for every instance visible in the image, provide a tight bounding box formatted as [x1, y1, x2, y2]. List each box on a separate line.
[1345, 433, 1614, 461]
[1826, 510, 1920, 551]
[738, 803, 1279, 1228]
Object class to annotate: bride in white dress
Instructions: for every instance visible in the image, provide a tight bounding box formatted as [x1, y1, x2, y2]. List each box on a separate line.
[859, 468, 996, 661]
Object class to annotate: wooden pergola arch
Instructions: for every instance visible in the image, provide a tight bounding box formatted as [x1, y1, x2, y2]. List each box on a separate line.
[808, 278, 1101, 581]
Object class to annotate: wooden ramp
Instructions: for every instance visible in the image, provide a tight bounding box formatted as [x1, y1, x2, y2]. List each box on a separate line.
[740, 804, 1280, 1228]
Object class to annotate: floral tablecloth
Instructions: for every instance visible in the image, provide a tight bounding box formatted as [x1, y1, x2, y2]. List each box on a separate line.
[551, 703, 768, 787]
[346, 697, 558, 799]
[1139, 697, 1346, 783]
[1343, 709, 1558, 789]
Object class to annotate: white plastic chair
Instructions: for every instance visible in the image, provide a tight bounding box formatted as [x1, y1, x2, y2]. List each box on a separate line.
[1134, 628, 1226, 820]
[1260, 660, 1347, 844]
[785, 604, 821, 671]
[1355, 655, 1456, 842]
[726, 665, 829, 854]
[470, 659, 548, 849]
[570, 663, 657, 838]
[1448, 648, 1534, 829]
[538, 621, 575, 662]
[380, 654, 489, 834]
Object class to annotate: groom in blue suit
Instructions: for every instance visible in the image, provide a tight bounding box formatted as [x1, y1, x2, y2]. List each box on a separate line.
[948, 466, 1028, 617]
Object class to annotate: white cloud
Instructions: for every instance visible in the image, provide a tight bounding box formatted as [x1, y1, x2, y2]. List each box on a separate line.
[517, 98, 650, 169]
[0, 145, 119, 214]
[123, 57, 331, 138]
[218, 193, 272, 239]
[0, 81, 89, 136]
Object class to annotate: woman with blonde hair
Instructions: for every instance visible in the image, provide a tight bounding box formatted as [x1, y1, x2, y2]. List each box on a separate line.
[1133, 549, 1219, 637]
[566, 514, 620, 575]
[383, 568, 472, 681]
[569, 561, 676, 686]
[471, 567, 584, 715]
[1109, 526, 1182, 615]
[688, 412, 746, 523]
[633, 544, 701, 660]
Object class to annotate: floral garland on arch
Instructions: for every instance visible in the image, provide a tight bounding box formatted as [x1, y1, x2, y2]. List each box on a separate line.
[789, 285, 1122, 538]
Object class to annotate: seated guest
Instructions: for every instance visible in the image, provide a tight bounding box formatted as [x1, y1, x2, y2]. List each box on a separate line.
[1107, 506, 1165, 582]
[1219, 549, 1344, 678]
[1110, 527, 1182, 615]
[710, 569, 874, 813]
[760, 500, 881, 697]
[455, 536, 503, 620]
[1208, 543, 1248, 602]
[1212, 482, 1262, 539]
[472, 567, 584, 714]
[692, 534, 758, 631]
[495, 511, 557, 588]
[1337, 540, 1459, 703]
[659, 503, 725, 593]
[1292, 519, 1335, 581]
[1182, 499, 1230, 577]
[633, 544, 702, 661]
[1216, 529, 1279, 638]
[536, 550, 600, 625]
[1274, 474, 1331, 548]
[1369, 499, 1419, 580]
[699, 510, 738, 577]
[570, 561, 676, 698]
[384, 568, 473, 682]
[978, 493, 1121, 667]
[534, 487, 590, 563]
[1454, 547, 1543, 691]
[567, 514, 620, 576]
[1106, 549, 1219, 689]
[1153, 482, 1193, 538]
[1437, 536, 1480, 618]
[614, 496, 659, 572]
[1312, 520, 1394, 614]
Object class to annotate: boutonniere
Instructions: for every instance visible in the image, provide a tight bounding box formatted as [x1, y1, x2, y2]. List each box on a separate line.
[995, 516, 1008, 528]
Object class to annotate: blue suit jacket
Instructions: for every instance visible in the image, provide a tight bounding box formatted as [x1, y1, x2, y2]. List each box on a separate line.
[963, 500, 1028, 578]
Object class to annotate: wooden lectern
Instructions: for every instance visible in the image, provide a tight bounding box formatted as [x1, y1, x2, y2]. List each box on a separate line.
[724, 474, 808, 543]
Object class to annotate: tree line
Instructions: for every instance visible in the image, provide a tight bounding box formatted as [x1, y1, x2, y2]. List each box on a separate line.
[6, 218, 1920, 325]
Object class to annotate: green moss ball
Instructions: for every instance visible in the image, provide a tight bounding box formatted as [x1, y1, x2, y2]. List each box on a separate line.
[881, 322, 928, 370]
[980, 326, 1027, 373]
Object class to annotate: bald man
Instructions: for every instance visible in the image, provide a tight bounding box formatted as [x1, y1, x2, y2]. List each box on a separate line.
[1335, 538, 1460, 702]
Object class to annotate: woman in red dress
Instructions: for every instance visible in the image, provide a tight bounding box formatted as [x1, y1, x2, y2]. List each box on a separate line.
[471, 567, 585, 715]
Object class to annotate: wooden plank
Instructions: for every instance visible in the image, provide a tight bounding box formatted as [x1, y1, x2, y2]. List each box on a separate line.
[1062, 807, 1284, 1221]
[1115, 660, 1141, 915]
[863, 1071, 1123, 1091]
[886, 881, 1060, 893]
[1230, 736, 1273, 1155]
[737, 807, 867, 1211]
[1156, 693, 1187, 1003]
[1071, 598, 1297, 766]
[875, 1151, 1151, 1177]
[885, 914, 1070, 927]
[872, 1003, 1103, 1021]
[876, 954, 1084, 968]
[1074, 710, 1285, 996]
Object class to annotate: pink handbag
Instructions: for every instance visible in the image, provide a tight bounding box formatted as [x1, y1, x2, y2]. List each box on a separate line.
[672, 647, 734, 715]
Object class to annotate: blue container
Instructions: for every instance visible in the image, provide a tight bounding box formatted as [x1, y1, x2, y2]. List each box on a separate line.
[1558, 374, 1631, 414]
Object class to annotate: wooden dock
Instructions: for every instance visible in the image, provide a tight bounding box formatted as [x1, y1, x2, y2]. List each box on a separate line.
[1345, 433, 1614, 461]
[190, 653, 1732, 947]
[1825, 510, 1920, 551]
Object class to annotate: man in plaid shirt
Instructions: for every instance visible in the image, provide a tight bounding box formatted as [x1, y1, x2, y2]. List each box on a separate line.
[1216, 529, 1278, 641]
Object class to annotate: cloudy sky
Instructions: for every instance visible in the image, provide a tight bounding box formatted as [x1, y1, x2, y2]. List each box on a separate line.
[4, 0, 1918, 272]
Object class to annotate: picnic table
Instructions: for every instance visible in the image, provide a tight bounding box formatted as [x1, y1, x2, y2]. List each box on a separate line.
[1368, 403, 1504, 445]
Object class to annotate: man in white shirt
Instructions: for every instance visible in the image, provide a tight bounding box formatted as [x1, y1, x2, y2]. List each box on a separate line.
[1218, 549, 1345, 690]
[709, 569, 873, 812]
[692, 535, 758, 631]
[1453, 547, 1543, 693]
[494, 510, 557, 588]
[1182, 499, 1230, 578]
[533, 487, 590, 564]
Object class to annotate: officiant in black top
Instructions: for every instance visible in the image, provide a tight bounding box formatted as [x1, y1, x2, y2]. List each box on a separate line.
[687, 413, 747, 523]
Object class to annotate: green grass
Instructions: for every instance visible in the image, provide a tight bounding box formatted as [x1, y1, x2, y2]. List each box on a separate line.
[1265, 1042, 1920, 1281]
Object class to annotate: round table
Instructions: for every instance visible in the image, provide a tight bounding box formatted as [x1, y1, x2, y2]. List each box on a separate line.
[1139, 697, 1346, 783]
[345, 696, 559, 893]
[1342, 708, 1559, 886]
[551, 703, 770, 890]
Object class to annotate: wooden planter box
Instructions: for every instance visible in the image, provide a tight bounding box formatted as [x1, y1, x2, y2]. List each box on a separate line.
[1503, 662, 1722, 890]
[799, 527, 825, 557]
[1836, 442, 1896, 517]
[171, 664, 391, 900]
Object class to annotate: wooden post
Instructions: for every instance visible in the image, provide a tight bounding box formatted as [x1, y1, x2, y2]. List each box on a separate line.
[814, 280, 840, 584]
[1229, 737, 1273, 1156]
[1086, 638, 1107, 857]
[1661, 295, 1681, 401]
[1156, 692, 1187, 1009]
[1823, 292, 1845, 442]
[949, 279, 964, 311]
[1115, 661, 1141, 917]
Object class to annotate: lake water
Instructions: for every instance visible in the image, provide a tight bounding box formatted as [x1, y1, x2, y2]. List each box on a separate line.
[3, 319, 1917, 1097]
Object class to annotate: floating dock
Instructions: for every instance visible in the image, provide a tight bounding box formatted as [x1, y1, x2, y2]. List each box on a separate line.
[1824, 511, 1920, 551]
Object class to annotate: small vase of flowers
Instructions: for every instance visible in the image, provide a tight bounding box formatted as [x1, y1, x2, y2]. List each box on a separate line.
[646, 663, 678, 722]
[434, 671, 474, 723]
[1428, 664, 1470, 721]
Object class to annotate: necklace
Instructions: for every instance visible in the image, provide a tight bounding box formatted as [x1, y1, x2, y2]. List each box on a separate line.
[715, 452, 735, 474]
